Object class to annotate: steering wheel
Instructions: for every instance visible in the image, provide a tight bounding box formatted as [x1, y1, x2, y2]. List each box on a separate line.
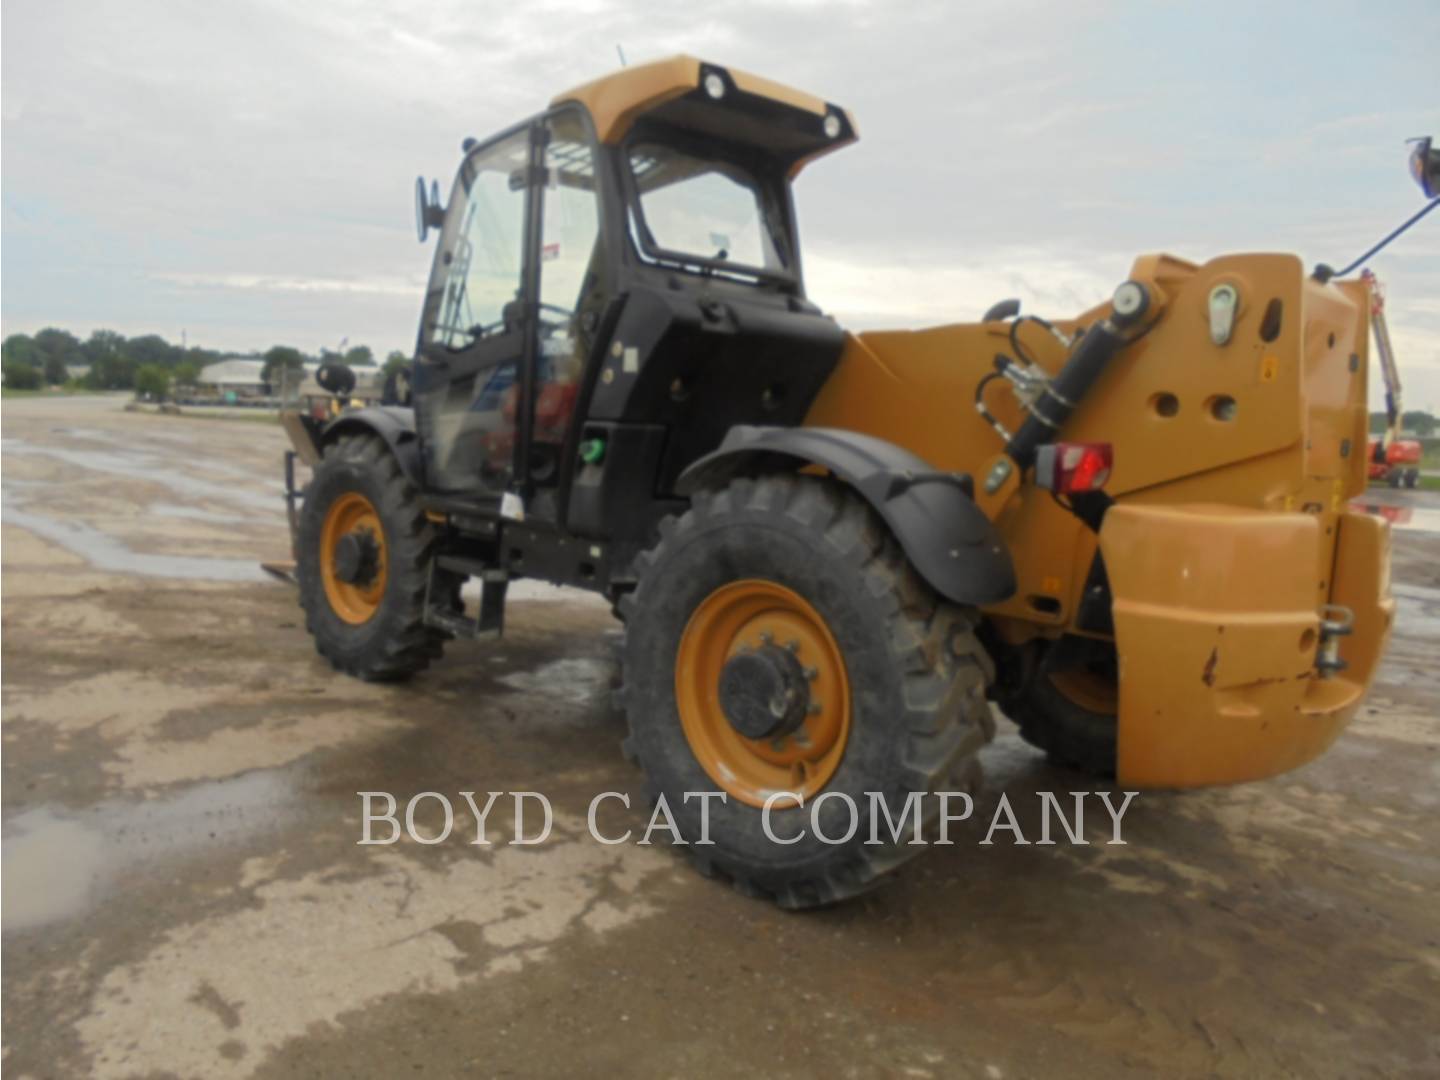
[466, 318, 508, 340]
[467, 303, 574, 340]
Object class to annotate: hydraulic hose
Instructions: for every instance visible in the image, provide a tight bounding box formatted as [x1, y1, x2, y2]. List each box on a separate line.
[1003, 281, 1149, 469]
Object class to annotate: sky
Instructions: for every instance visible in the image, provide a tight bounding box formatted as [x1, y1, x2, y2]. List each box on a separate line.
[3, 0, 1438, 407]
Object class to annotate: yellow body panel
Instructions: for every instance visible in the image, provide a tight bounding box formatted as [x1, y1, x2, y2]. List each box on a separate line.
[552, 54, 855, 154]
[553, 55, 702, 144]
[1100, 504, 1393, 787]
[804, 252, 1388, 786]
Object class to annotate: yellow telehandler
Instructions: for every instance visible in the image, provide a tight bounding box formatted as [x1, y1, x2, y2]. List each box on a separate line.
[276, 58, 1434, 907]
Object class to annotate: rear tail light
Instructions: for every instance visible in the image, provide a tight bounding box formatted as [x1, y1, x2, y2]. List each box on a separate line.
[1034, 442, 1113, 494]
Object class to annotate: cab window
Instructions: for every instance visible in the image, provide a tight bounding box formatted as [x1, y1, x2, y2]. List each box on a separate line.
[423, 130, 530, 351]
[627, 142, 786, 277]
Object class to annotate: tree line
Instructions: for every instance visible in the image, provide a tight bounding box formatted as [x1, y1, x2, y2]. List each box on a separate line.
[1369, 410, 1436, 437]
[2, 327, 409, 395]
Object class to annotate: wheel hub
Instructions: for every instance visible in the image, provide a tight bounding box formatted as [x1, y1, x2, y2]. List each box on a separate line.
[333, 530, 380, 586]
[319, 491, 389, 625]
[719, 645, 810, 740]
[674, 579, 851, 807]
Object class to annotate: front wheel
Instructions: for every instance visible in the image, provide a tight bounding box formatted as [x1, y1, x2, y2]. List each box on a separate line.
[617, 474, 996, 909]
[297, 434, 457, 680]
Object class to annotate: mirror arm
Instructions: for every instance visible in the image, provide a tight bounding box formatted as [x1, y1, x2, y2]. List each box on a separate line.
[1313, 196, 1439, 282]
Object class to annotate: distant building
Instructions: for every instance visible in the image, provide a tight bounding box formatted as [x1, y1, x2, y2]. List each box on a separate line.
[193, 355, 384, 403]
[295, 363, 385, 400]
[197, 357, 266, 398]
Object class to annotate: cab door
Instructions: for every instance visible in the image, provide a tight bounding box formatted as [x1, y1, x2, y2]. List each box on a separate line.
[413, 125, 537, 495]
[528, 107, 606, 489]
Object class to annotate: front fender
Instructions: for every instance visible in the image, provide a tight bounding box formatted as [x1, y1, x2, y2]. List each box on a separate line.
[321, 406, 422, 487]
[678, 426, 1016, 607]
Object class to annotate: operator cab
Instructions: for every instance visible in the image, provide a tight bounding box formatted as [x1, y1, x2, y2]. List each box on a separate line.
[408, 57, 856, 547]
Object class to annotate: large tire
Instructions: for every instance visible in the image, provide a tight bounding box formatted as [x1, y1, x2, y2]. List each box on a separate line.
[993, 639, 1117, 777]
[1010, 676, 1117, 777]
[617, 474, 996, 909]
[298, 433, 456, 681]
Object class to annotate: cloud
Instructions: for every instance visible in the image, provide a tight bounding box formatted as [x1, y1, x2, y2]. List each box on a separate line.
[152, 272, 422, 298]
[2, 0, 1437, 401]
[806, 246, 1124, 330]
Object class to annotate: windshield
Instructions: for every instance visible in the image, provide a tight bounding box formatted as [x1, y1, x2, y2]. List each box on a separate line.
[627, 142, 787, 277]
[422, 129, 531, 352]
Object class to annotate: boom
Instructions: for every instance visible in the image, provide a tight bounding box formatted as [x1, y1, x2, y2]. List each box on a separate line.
[1363, 269, 1404, 444]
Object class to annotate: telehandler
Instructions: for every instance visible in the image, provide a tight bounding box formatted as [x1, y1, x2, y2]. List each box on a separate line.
[277, 57, 1430, 907]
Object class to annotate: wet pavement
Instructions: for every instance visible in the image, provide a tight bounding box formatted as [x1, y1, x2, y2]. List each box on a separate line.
[3, 395, 1438, 1078]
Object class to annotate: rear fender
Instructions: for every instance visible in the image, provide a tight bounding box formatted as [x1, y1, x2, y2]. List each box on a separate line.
[678, 425, 1016, 607]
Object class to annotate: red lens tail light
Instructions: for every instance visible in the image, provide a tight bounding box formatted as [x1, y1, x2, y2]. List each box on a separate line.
[1035, 442, 1113, 494]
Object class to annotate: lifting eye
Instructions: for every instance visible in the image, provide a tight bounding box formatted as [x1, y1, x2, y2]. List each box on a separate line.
[1208, 284, 1239, 345]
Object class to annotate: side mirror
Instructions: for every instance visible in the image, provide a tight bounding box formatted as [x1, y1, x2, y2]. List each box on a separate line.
[1409, 137, 1439, 199]
[415, 177, 445, 242]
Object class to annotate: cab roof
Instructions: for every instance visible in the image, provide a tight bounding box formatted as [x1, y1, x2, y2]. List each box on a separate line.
[551, 55, 856, 174]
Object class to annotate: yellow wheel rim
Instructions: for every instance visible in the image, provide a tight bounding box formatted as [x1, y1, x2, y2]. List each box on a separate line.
[676, 580, 851, 808]
[320, 492, 388, 624]
[1048, 668, 1118, 715]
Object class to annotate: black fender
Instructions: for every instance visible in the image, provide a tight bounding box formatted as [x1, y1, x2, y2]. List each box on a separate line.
[321, 406, 422, 487]
[678, 426, 1016, 607]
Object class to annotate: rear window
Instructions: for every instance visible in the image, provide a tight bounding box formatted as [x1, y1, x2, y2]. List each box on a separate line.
[628, 143, 786, 276]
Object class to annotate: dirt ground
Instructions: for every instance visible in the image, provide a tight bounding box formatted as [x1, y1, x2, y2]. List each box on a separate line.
[3, 394, 1438, 1079]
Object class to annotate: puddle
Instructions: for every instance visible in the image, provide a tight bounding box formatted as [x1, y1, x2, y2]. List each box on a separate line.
[2, 437, 281, 515]
[1392, 584, 1440, 642]
[0, 812, 107, 932]
[149, 502, 256, 526]
[1, 769, 297, 933]
[1351, 500, 1440, 536]
[46, 426, 122, 442]
[502, 580, 607, 604]
[498, 657, 613, 706]
[1, 492, 266, 582]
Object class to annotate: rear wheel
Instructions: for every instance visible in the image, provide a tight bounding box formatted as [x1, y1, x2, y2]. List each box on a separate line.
[995, 638, 1118, 777]
[298, 434, 457, 680]
[617, 474, 995, 909]
[1405, 469, 1419, 489]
